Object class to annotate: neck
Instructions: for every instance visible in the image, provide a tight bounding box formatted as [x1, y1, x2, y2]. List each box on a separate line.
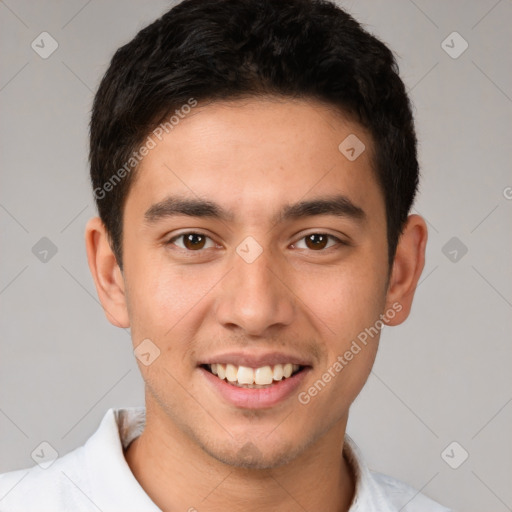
[124, 406, 355, 512]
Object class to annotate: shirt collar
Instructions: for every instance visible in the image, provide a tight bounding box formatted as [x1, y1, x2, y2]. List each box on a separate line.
[84, 407, 160, 511]
[343, 434, 398, 511]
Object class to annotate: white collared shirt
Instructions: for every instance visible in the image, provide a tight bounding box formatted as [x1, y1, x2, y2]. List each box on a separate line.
[0, 407, 451, 511]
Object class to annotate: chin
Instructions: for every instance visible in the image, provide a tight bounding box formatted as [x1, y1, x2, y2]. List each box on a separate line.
[200, 436, 306, 470]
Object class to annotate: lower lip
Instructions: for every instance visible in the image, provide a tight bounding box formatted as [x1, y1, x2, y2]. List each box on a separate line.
[199, 366, 310, 409]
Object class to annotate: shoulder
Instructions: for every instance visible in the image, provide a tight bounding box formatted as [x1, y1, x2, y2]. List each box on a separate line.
[371, 471, 452, 512]
[0, 407, 149, 512]
[0, 446, 91, 512]
[343, 435, 452, 512]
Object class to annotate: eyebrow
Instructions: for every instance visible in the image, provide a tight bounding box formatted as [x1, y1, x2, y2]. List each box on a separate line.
[144, 194, 365, 225]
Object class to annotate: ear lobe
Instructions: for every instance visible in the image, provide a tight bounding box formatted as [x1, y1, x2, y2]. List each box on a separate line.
[85, 217, 130, 328]
[384, 214, 428, 326]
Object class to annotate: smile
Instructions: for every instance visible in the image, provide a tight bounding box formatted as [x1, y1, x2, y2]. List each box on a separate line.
[204, 363, 303, 388]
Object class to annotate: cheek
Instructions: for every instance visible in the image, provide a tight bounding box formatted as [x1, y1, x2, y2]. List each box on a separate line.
[295, 265, 384, 417]
[124, 255, 220, 343]
[298, 259, 387, 342]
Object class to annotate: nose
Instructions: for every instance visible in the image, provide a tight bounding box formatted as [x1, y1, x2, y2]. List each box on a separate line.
[214, 246, 295, 337]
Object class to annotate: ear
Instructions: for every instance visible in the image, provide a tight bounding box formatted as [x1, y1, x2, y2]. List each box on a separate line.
[85, 217, 130, 328]
[383, 214, 428, 326]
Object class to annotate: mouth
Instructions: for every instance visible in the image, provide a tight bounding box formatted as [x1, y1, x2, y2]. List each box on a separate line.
[201, 362, 305, 389]
[198, 353, 312, 408]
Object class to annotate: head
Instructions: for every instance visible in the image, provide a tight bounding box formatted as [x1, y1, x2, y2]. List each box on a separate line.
[86, 0, 427, 469]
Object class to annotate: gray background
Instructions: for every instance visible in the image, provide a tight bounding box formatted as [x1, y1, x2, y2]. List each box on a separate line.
[1, 1, 511, 510]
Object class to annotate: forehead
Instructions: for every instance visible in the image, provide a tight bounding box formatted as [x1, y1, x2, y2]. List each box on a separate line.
[124, 97, 383, 223]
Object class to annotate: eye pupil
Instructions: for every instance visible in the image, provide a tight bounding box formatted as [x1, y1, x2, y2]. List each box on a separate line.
[184, 233, 206, 250]
[305, 234, 328, 250]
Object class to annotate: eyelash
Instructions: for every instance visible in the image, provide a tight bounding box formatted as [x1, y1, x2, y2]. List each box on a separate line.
[166, 232, 345, 252]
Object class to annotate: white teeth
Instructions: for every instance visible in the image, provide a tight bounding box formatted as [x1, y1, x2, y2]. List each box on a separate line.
[225, 364, 238, 382]
[207, 362, 302, 387]
[237, 366, 254, 384]
[254, 366, 273, 385]
[273, 364, 284, 381]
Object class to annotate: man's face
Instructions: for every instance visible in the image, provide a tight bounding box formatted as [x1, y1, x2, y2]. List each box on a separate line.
[121, 98, 390, 468]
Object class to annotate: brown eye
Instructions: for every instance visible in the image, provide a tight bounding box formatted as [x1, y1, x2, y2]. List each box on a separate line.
[293, 233, 342, 251]
[169, 233, 215, 251]
[183, 233, 206, 250]
[304, 233, 329, 250]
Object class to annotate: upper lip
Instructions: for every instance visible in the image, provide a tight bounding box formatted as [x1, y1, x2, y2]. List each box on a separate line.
[199, 351, 312, 368]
